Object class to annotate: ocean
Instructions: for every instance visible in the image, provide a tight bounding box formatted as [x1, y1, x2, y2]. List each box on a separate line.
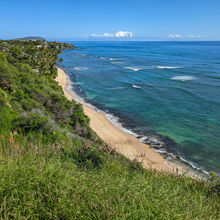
[59, 41, 220, 175]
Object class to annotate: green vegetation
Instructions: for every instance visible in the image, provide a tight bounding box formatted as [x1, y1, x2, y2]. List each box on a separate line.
[0, 40, 219, 219]
[0, 39, 75, 78]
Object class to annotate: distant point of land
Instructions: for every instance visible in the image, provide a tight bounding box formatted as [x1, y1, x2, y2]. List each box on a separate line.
[13, 36, 46, 41]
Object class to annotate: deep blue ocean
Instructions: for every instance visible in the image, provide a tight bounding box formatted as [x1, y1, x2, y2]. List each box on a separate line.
[59, 41, 220, 174]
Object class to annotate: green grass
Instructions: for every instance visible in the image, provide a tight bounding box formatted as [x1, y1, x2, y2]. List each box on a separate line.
[0, 137, 219, 219]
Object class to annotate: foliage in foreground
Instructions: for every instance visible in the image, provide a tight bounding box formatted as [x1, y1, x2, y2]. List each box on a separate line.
[0, 41, 219, 219]
[0, 137, 219, 219]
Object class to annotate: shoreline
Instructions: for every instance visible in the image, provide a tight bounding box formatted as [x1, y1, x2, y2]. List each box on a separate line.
[56, 67, 205, 178]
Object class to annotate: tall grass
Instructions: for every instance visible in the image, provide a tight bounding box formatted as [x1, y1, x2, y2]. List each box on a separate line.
[0, 136, 219, 219]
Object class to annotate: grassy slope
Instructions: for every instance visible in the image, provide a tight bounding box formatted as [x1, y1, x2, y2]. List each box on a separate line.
[0, 45, 219, 219]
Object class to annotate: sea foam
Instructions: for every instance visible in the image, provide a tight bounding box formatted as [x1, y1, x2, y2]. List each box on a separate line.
[171, 76, 195, 81]
[157, 66, 179, 69]
[124, 67, 142, 71]
[132, 85, 141, 89]
[105, 113, 139, 137]
[109, 58, 119, 61]
[74, 67, 88, 71]
[111, 61, 124, 65]
[106, 86, 126, 90]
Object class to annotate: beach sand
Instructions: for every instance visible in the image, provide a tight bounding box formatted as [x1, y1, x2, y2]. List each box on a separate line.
[56, 67, 191, 174]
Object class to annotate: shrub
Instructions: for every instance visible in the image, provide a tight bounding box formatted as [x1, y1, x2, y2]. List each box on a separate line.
[0, 88, 7, 105]
[0, 106, 18, 136]
[14, 112, 49, 133]
[64, 143, 104, 169]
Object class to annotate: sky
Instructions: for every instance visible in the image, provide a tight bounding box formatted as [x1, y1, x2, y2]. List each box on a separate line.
[1, 0, 220, 41]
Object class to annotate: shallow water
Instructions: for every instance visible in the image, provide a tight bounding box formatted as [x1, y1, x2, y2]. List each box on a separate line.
[59, 41, 220, 174]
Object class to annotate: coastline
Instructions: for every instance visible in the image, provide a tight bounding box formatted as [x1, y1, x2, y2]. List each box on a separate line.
[56, 67, 204, 178]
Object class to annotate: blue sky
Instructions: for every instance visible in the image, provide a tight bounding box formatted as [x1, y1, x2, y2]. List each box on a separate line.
[1, 0, 220, 40]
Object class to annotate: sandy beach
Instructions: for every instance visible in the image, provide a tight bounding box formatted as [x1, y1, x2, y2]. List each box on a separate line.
[56, 67, 191, 174]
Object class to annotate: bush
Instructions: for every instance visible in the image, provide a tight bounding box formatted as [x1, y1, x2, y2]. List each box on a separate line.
[21, 99, 38, 111]
[0, 88, 7, 105]
[0, 106, 18, 136]
[0, 59, 14, 92]
[14, 112, 49, 133]
[65, 144, 104, 169]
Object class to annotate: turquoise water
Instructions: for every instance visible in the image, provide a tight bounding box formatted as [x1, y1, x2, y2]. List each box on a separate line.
[59, 41, 220, 174]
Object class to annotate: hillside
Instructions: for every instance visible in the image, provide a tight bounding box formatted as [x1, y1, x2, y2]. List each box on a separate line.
[0, 40, 219, 219]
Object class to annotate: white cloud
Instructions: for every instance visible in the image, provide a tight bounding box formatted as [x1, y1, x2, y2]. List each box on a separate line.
[90, 33, 100, 37]
[168, 34, 202, 39]
[103, 33, 114, 37]
[90, 30, 133, 38]
[188, 35, 201, 39]
[168, 34, 182, 38]
[90, 33, 114, 37]
[115, 31, 133, 38]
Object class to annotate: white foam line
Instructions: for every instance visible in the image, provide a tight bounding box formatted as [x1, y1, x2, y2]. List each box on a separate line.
[157, 66, 179, 69]
[124, 66, 142, 71]
[74, 67, 88, 71]
[109, 58, 119, 61]
[132, 84, 141, 89]
[171, 76, 195, 81]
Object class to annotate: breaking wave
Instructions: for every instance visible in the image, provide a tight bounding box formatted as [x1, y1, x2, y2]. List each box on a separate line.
[74, 67, 88, 71]
[124, 66, 142, 72]
[132, 84, 141, 89]
[171, 76, 195, 81]
[157, 66, 180, 69]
